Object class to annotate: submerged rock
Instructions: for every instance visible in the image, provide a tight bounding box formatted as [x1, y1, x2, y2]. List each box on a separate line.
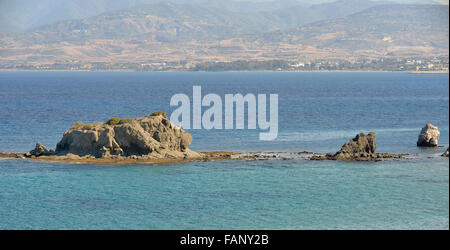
[443, 148, 449, 157]
[310, 132, 404, 161]
[417, 123, 440, 147]
[31, 113, 201, 160]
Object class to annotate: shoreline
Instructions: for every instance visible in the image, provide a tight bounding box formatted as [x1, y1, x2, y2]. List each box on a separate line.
[0, 151, 255, 165]
[1, 151, 309, 165]
[0, 69, 448, 74]
[0, 151, 419, 165]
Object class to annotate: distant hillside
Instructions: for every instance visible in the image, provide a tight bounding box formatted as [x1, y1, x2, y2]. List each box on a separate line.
[1, 0, 445, 33]
[0, 0, 305, 32]
[11, 3, 279, 44]
[10, 0, 391, 45]
[185, 0, 308, 13]
[252, 4, 449, 56]
[0, 2, 448, 69]
[267, 0, 386, 30]
[0, 0, 153, 32]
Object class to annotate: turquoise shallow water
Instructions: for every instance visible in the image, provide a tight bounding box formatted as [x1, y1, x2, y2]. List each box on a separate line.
[0, 72, 448, 229]
[0, 158, 448, 230]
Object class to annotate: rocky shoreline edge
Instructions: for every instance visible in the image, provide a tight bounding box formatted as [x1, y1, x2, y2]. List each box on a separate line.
[0, 114, 448, 165]
[0, 151, 241, 165]
[0, 150, 413, 165]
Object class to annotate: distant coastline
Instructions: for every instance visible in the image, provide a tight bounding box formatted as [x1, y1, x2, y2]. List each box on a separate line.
[407, 71, 450, 74]
[0, 69, 448, 74]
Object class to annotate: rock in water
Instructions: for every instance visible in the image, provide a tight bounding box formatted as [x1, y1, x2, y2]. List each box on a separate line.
[334, 132, 377, 161]
[54, 113, 200, 159]
[443, 148, 449, 157]
[311, 132, 386, 161]
[28, 142, 50, 157]
[417, 123, 440, 147]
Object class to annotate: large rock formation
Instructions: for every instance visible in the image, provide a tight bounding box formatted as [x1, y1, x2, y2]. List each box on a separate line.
[443, 148, 449, 157]
[311, 132, 404, 161]
[417, 123, 440, 147]
[29, 112, 200, 160]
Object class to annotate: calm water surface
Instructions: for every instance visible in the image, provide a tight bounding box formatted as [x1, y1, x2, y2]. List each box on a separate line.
[0, 72, 448, 229]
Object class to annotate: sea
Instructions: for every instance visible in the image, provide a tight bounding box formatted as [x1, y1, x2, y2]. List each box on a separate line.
[0, 71, 448, 229]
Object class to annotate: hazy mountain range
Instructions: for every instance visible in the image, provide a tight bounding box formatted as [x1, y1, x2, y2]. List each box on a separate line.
[0, 0, 310, 32]
[252, 4, 448, 54]
[11, 0, 395, 44]
[0, 0, 448, 69]
[0, 0, 445, 32]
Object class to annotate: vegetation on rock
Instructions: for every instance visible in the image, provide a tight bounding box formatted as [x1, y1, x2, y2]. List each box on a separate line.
[106, 117, 121, 125]
[54, 113, 197, 159]
[106, 117, 133, 125]
[151, 111, 167, 118]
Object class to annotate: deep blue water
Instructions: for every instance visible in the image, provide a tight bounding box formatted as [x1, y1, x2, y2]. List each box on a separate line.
[0, 71, 448, 229]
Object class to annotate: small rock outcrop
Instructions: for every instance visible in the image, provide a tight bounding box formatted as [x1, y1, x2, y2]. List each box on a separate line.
[29, 112, 201, 160]
[26, 142, 50, 157]
[417, 123, 440, 147]
[311, 132, 377, 161]
[310, 132, 404, 161]
[334, 132, 377, 160]
[443, 148, 449, 157]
